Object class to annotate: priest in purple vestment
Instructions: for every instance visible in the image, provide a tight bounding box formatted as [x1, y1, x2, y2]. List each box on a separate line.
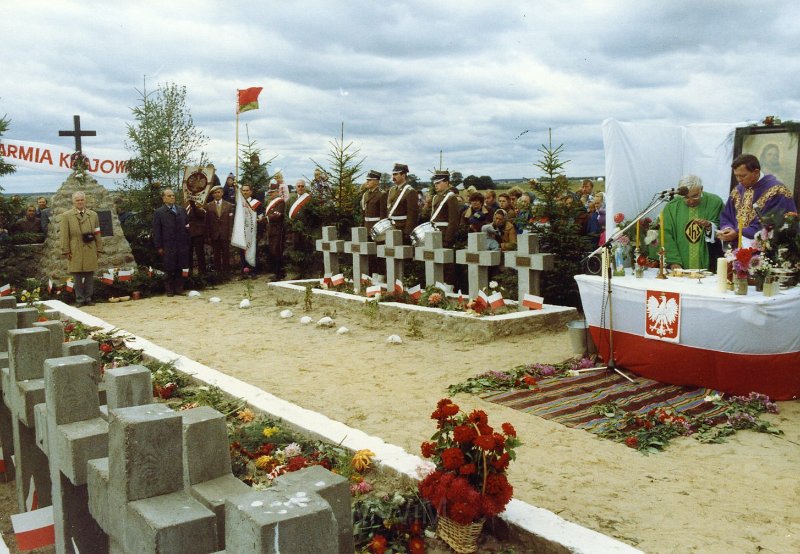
[718, 154, 797, 247]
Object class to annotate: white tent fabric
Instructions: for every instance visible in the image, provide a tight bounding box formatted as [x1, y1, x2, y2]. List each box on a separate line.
[601, 119, 745, 226]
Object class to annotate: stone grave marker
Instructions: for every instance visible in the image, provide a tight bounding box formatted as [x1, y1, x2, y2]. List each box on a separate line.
[504, 233, 555, 310]
[413, 230, 454, 287]
[344, 227, 377, 293]
[455, 232, 501, 298]
[377, 229, 414, 288]
[315, 226, 345, 277]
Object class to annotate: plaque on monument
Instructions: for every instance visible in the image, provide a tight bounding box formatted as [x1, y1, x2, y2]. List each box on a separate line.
[96, 210, 114, 237]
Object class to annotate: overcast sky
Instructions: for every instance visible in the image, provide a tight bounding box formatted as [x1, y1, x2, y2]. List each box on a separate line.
[2, 0, 799, 194]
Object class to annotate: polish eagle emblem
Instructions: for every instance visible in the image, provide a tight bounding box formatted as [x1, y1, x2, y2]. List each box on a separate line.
[646, 291, 680, 339]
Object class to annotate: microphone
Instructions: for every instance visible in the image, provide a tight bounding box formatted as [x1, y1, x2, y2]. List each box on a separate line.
[659, 186, 689, 198]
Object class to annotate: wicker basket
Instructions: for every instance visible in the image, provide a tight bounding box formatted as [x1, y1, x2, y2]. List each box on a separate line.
[437, 515, 485, 553]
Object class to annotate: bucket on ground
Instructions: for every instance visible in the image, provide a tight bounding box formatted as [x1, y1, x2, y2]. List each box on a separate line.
[567, 319, 597, 357]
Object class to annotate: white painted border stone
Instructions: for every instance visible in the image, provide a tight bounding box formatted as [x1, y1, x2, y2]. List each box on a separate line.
[44, 300, 641, 554]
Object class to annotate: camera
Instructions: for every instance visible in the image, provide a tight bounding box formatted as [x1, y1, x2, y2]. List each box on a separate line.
[82, 232, 95, 243]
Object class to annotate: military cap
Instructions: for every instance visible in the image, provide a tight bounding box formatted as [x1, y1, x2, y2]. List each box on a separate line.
[391, 163, 409, 174]
[366, 170, 382, 180]
[432, 171, 450, 184]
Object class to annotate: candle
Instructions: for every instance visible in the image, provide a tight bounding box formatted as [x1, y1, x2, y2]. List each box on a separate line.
[636, 219, 640, 248]
[716, 257, 728, 293]
[737, 216, 743, 249]
[659, 212, 664, 247]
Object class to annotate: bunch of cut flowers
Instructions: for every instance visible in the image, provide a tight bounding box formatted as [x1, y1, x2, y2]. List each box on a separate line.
[418, 398, 521, 525]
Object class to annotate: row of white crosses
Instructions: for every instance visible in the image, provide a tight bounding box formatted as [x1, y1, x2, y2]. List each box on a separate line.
[316, 226, 554, 309]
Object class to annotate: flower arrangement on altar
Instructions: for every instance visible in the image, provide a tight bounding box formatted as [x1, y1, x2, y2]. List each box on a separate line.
[418, 398, 520, 546]
[726, 246, 761, 279]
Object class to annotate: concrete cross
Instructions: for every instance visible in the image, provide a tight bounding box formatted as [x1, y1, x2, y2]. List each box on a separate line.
[344, 227, 377, 293]
[504, 233, 555, 310]
[315, 226, 345, 276]
[413, 230, 454, 287]
[58, 115, 96, 153]
[377, 229, 414, 288]
[455, 232, 501, 298]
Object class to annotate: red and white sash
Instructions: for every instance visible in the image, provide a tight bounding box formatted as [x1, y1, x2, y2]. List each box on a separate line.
[288, 193, 310, 219]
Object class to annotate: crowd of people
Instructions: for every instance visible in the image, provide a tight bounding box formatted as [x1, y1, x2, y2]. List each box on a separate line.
[0, 196, 51, 243]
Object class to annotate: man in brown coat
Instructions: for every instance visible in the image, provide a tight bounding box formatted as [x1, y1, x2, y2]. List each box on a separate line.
[264, 182, 286, 279]
[361, 170, 386, 235]
[385, 163, 419, 244]
[60, 191, 102, 306]
[204, 185, 235, 275]
[430, 171, 461, 248]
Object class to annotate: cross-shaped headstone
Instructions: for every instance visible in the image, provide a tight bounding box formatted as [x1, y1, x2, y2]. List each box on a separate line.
[377, 229, 413, 288]
[315, 226, 345, 276]
[413, 230, 454, 287]
[58, 115, 96, 153]
[504, 234, 555, 310]
[344, 227, 377, 293]
[455, 232, 501, 298]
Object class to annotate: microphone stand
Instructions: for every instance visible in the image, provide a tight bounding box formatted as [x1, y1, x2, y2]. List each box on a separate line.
[581, 192, 675, 382]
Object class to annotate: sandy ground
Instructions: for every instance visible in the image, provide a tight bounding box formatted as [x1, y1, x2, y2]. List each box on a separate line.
[75, 279, 800, 554]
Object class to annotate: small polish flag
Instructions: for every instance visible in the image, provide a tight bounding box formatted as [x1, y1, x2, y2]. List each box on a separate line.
[366, 285, 382, 297]
[118, 269, 133, 281]
[321, 273, 333, 286]
[488, 291, 505, 309]
[248, 198, 262, 210]
[331, 273, 345, 286]
[475, 290, 489, 309]
[11, 506, 55, 550]
[0, 284, 11, 296]
[394, 279, 404, 294]
[65, 280, 74, 293]
[360, 273, 371, 285]
[408, 284, 421, 300]
[101, 272, 114, 285]
[47, 279, 53, 294]
[26, 476, 38, 512]
[458, 289, 464, 305]
[0, 446, 5, 473]
[147, 266, 154, 278]
[181, 268, 189, 278]
[522, 293, 544, 310]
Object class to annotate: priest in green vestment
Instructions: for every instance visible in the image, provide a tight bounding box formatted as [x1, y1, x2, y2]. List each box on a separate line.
[663, 176, 724, 271]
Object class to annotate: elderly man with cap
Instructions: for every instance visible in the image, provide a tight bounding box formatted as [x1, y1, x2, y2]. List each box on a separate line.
[264, 181, 287, 279]
[205, 183, 235, 275]
[385, 163, 419, 244]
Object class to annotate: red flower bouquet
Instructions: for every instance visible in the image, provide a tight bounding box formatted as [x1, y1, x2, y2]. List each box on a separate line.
[418, 399, 521, 526]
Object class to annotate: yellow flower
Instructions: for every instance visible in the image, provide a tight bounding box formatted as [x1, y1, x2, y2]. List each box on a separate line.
[255, 455, 273, 470]
[236, 408, 255, 423]
[351, 449, 376, 473]
[262, 426, 280, 438]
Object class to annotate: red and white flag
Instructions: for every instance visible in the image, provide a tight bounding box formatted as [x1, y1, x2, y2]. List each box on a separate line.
[147, 266, 154, 278]
[181, 268, 189, 278]
[0, 284, 11, 296]
[321, 273, 333, 286]
[0, 446, 5, 474]
[26, 476, 37, 512]
[100, 272, 114, 285]
[408, 284, 421, 300]
[394, 279, 404, 294]
[488, 291, 505, 309]
[366, 285, 382, 297]
[47, 279, 53, 294]
[93, 226, 101, 235]
[331, 273, 345, 286]
[360, 273, 371, 285]
[11, 506, 55, 550]
[118, 269, 133, 282]
[64, 280, 74, 293]
[458, 290, 464, 305]
[475, 290, 489, 309]
[248, 197, 262, 210]
[522, 293, 544, 310]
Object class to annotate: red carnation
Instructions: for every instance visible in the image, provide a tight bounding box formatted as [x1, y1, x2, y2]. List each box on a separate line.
[99, 343, 114, 353]
[447, 499, 481, 525]
[441, 447, 465, 470]
[625, 436, 639, 448]
[735, 247, 755, 265]
[614, 212, 625, 224]
[637, 255, 648, 267]
[407, 536, 425, 554]
[523, 375, 538, 387]
[467, 410, 489, 425]
[490, 452, 511, 472]
[421, 441, 437, 458]
[369, 534, 388, 554]
[459, 463, 477, 475]
[474, 434, 495, 451]
[409, 519, 424, 536]
[501, 422, 517, 437]
[453, 424, 477, 444]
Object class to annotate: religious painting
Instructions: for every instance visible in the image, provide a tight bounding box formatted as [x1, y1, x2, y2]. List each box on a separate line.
[181, 165, 217, 204]
[732, 125, 800, 200]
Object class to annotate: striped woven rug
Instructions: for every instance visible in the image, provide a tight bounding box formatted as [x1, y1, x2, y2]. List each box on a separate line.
[481, 370, 727, 433]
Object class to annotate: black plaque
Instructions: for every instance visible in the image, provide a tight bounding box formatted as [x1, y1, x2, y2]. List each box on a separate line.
[96, 210, 114, 237]
[466, 253, 480, 264]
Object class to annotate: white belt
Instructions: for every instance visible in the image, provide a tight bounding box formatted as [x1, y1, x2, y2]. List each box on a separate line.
[390, 216, 407, 221]
[433, 222, 448, 227]
[364, 217, 380, 222]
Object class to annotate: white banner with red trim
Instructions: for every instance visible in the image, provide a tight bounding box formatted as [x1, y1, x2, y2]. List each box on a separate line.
[0, 139, 128, 179]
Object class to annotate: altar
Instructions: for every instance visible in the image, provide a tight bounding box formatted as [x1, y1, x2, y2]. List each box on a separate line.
[575, 270, 800, 400]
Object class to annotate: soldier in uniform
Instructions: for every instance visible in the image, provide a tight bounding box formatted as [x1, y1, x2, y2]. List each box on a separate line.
[430, 171, 461, 286]
[362, 169, 387, 277]
[385, 163, 419, 244]
[264, 182, 287, 279]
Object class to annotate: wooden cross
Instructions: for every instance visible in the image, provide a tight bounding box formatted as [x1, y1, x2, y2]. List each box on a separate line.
[344, 227, 377, 293]
[455, 232, 501, 298]
[377, 229, 413, 288]
[413, 230, 454, 287]
[315, 226, 345, 276]
[504, 234, 554, 310]
[58, 115, 96, 152]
